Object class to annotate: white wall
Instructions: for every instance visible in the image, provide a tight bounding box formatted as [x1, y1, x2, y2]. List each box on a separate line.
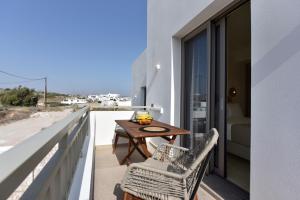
[132, 50, 147, 106]
[146, 0, 235, 123]
[92, 111, 134, 146]
[131, 0, 300, 199]
[133, 0, 235, 145]
[251, 0, 300, 199]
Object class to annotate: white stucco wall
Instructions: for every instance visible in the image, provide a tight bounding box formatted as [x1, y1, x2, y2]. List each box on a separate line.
[131, 0, 300, 198]
[251, 0, 300, 199]
[135, 0, 235, 145]
[92, 111, 134, 146]
[132, 50, 147, 106]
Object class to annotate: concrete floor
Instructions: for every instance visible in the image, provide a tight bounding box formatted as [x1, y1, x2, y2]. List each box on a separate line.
[94, 144, 249, 200]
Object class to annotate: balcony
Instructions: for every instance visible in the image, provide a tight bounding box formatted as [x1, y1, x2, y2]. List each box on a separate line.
[0, 107, 249, 200]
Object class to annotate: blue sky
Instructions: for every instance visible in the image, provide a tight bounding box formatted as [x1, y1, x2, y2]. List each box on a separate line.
[0, 0, 147, 96]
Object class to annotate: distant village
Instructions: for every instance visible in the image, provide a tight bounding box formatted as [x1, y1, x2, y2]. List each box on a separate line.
[60, 93, 132, 107]
[0, 87, 131, 108]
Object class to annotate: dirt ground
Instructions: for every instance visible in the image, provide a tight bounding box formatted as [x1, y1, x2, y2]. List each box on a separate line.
[0, 108, 72, 148]
[0, 106, 68, 125]
[0, 107, 34, 125]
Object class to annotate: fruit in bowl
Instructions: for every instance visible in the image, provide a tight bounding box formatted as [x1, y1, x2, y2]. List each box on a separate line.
[135, 112, 153, 125]
[138, 118, 152, 125]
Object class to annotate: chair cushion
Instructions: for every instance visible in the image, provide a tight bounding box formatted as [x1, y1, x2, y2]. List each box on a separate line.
[115, 127, 128, 137]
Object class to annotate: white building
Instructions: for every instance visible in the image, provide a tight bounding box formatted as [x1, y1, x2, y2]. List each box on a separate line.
[102, 93, 120, 100]
[88, 93, 132, 107]
[61, 97, 87, 105]
[132, 0, 300, 199]
[87, 95, 99, 102]
[117, 97, 132, 107]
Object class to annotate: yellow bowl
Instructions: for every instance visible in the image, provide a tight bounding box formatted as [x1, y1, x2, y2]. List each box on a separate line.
[138, 119, 152, 125]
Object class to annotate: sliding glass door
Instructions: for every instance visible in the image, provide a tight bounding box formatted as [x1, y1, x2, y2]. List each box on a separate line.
[182, 21, 226, 177]
[182, 27, 209, 149]
[182, 1, 250, 182]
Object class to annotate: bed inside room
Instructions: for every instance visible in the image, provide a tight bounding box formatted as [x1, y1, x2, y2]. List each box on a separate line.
[225, 1, 251, 192]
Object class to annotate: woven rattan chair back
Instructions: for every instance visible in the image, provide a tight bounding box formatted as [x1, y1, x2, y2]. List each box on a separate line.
[184, 128, 218, 199]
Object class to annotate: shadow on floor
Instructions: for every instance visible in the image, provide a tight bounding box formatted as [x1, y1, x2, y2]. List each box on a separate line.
[114, 143, 146, 165]
[113, 184, 123, 200]
[203, 175, 249, 200]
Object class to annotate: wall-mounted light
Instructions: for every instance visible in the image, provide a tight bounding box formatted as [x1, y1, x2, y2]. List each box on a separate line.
[155, 64, 161, 71]
[228, 87, 237, 103]
[229, 87, 237, 97]
[151, 103, 164, 114]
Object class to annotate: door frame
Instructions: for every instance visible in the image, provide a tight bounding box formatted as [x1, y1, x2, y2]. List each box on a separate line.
[210, 18, 227, 177]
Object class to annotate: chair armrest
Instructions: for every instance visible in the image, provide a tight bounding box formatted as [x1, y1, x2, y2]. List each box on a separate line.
[121, 163, 185, 199]
[152, 143, 189, 162]
[127, 163, 183, 179]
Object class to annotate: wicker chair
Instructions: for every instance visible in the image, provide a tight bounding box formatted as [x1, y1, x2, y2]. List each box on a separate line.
[121, 128, 219, 200]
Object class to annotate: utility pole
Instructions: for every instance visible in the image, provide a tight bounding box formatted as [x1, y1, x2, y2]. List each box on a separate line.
[44, 77, 47, 109]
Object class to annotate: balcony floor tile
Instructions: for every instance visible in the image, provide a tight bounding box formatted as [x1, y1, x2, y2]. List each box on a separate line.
[94, 144, 248, 200]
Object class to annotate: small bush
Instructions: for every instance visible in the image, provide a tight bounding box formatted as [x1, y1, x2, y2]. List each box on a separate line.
[0, 86, 39, 107]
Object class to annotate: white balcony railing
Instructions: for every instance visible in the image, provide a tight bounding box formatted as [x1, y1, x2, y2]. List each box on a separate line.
[0, 105, 163, 200]
[0, 107, 90, 200]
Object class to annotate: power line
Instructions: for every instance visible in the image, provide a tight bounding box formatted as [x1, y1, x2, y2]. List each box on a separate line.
[0, 70, 45, 80]
[0, 79, 42, 85]
[0, 69, 48, 108]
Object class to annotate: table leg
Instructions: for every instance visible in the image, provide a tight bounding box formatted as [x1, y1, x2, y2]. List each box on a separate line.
[120, 145, 136, 165]
[169, 135, 177, 144]
[137, 138, 152, 158]
[131, 137, 148, 159]
[121, 136, 148, 165]
[161, 135, 177, 144]
[128, 140, 132, 155]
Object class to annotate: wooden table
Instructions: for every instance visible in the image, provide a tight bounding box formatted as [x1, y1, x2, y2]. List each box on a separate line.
[115, 120, 190, 164]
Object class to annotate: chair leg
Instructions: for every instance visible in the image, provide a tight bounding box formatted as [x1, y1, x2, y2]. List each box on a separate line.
[113, 133, 119, 153]
[123, 192, 142, 200]
[123, 192, 128, 200]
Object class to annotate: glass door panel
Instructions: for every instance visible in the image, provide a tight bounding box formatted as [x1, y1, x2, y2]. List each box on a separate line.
[183, 29, 208, 149]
